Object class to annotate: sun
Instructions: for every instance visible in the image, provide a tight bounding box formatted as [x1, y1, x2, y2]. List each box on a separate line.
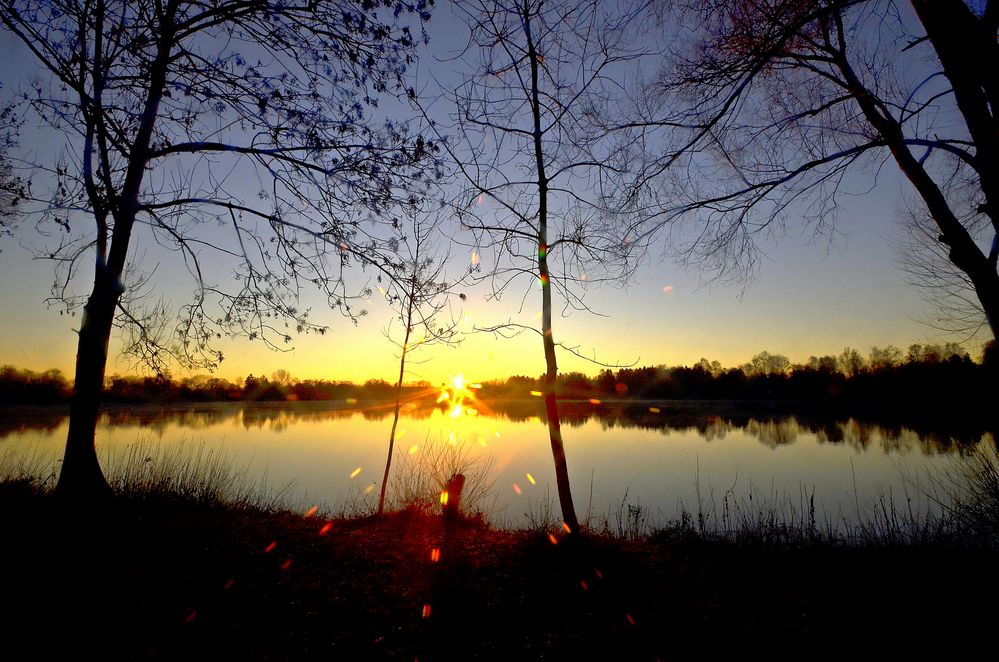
[436, 373, 481, 418]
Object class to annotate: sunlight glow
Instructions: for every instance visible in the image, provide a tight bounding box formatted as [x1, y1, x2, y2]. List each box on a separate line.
[437, 373, 480, 418]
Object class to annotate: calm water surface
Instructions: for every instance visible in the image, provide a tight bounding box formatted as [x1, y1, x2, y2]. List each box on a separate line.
[2, 400, 992, 528]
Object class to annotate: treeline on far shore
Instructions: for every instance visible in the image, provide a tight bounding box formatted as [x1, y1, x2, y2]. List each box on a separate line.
[2, 341, 996, 406]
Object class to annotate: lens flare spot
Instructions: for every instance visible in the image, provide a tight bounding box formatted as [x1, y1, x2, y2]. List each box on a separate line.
[364, 483, 375, 494]
[264, 541, 277, 553]
[649, 407, 661, 414]
[184, 610, 197, 624]
[530, 390, 542, 397]
[319, 522, 333, 536]
[471, 250, 480, 265]
[626, 613, 636, 626]
[547, 533, 558, 545]
[422, 604, 432, 619]
[304, 505, 318, 518]
[346, 397, 358, 405]
[430, 548, 441, 562]
[408, 444, 419, 455]
[224, 579, 235, 590]
[512, 483, 522, 495]
[440, 490, 449, 506]
[350, 467, 362, 479]
[580, 580, 589, 590]
[662, 285, 674, 293]
[526, 473, 536, 485]
[562, 522, 572, 534]
[280, 559, 293, 571]
[589, 398, 601, 405]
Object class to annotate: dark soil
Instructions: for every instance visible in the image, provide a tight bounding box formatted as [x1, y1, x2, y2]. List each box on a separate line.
[2, 483, 995, 660]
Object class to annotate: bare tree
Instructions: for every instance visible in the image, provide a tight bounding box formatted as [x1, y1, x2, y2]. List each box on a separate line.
[624, 0, 999, 340]
[377, 210, 464, 515]
[0, 0, 436, 499]
[438, 0, 647, 532]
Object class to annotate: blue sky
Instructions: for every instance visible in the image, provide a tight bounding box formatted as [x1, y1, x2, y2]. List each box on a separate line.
[0, 2, 976, 385]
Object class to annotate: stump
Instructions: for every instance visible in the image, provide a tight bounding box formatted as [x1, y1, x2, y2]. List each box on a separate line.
[442, 473, 466, 519]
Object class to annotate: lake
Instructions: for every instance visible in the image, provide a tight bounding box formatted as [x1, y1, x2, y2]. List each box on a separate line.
[2, 399, 992, 531]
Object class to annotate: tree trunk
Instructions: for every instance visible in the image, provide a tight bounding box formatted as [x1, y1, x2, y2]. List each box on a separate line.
[379, 279, 416, 515]
[525, 6, 579, 534]
[540, 259, 579, 534]
[378, 339, 410, 515]
[55, 275, 118, 501]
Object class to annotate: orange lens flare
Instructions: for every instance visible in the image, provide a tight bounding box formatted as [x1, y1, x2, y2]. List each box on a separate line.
[562, 522, 572, 534]
[547, 533, 559, 545]
[304, 506, 318, 518]
[512, 483, 522, 495]
[430, 548, 441, 562]
[349, 467, 362, 479]
[422, 604, 432, 619]
[319, 522, 333, 535]
[440, 490, 449, 506]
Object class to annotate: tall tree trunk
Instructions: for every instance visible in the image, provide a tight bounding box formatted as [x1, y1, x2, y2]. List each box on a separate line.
[525, 5, 579, 533]
[540, 271, 579, 533]
[55, 11, 172, 499]
[55, 274, 119, 500]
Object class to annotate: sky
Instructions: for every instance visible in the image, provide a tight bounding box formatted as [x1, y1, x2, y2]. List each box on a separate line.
[0, 3, 979, 386]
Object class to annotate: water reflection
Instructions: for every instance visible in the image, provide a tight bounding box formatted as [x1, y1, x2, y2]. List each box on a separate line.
[2, 400, 993, 455]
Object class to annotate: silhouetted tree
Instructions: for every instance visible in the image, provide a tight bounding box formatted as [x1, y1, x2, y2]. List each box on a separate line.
[439, 0, 648, 532]
[838, 347, 866, 378]
[377, 210, 463, 515]
[869, 345, 903, 370]
[1, 0, 434, 499]
[627, 0, 999, 340]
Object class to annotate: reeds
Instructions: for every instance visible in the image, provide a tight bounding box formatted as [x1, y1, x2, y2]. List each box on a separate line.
[388, 433, 496, 517]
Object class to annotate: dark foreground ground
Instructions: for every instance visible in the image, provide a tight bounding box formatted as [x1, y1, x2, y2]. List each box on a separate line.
[2, 484, 996, 661]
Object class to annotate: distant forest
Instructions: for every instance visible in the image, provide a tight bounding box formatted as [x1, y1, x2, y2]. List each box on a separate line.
[3, 342, 995, 406]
